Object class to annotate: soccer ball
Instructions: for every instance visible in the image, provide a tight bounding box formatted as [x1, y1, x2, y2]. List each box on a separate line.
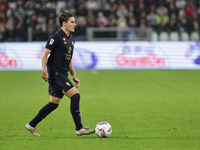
[95, 121, 112, 138]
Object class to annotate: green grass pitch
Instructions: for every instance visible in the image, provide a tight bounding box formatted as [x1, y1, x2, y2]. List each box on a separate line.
[0, 70, 200, 150]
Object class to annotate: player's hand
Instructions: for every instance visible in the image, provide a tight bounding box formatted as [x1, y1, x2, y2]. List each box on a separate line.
[42, 70, 49, 82]
[73, 76, 80, 88]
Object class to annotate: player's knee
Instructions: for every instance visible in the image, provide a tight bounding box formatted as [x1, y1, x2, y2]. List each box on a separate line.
[63, 87, 79, 97]
[50, 96, 62, 104]
[71, 93, 80, 100]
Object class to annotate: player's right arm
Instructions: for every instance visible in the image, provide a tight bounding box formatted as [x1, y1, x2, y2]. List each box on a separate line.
[42, 48, 51, 82]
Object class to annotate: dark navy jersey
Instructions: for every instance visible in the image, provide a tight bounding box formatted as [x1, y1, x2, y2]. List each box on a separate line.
[45, 29, 75, 73]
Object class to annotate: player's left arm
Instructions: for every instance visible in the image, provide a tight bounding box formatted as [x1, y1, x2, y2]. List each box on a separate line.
[69, 60, 80, 88]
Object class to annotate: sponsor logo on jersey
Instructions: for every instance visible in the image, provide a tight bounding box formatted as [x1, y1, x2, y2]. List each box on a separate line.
[66, 82, 70, 86]
[63, 38, 67, 44]
[49, 39, 54, 45]
[68, 47, 72, 54]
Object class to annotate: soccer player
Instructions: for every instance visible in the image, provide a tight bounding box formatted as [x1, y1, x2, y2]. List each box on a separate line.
[25, 12, 95, 136]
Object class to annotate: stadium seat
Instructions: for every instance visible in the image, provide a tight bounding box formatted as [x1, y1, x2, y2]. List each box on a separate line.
[169, 31, 180, 41]
[151, 31, 159, 41]
[190, 31, 199, 41]
[181, 32, 190, 41]
[159, 32, 169, 41]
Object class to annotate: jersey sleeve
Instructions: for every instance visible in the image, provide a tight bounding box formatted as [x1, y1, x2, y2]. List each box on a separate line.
[45, 34, 58, 51]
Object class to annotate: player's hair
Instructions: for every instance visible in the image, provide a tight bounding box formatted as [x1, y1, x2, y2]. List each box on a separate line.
[59, 12, 74, 27]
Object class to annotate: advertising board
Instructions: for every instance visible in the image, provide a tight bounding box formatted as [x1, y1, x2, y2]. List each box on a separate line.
[0, 42, 200, 70]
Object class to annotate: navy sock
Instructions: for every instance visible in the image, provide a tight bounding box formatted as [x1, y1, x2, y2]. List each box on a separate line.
[29, 102, 58, 127]
[70, 93, 83, 130]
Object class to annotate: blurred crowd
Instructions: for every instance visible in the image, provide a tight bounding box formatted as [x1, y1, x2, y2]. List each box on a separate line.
[0, 0, 199, 42]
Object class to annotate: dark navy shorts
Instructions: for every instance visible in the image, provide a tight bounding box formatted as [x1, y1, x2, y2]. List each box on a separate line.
[48, 71, 74, 98]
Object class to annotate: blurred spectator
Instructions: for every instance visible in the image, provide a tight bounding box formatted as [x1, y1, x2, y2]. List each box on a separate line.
[167, 19, 178, 32]
[24, 0, 36, 10]
[178, 5, 187, 20]
[106, 15, 117, 37]
[98, 0, 110, 16]
[192, 19, 199, 32]
[35, 0, 47, 9]
[116, 4, 129, 18]
[146, 3, 156, 14]
[134, 2, 146, 22]
[128, 16, 137, 27]
[145, 0, 159, 7]
[156, 10, 169, 25]
[36, 5, 46, 17]
[140, 11, 147, 20]
[66, 0, 76, 9]
[117, 0, 124, 6]
[117, 16, 127, 28]
[127, 2, 135, 13]
[0, 20, 6, 42]
[14, 16, 26, 41]
[33, 22, 48, 41]
[0, 0, 9, 17]
[157, 19, 168, 34]
[165, 0, 175, 8]
[25, 4, 35, 17]
[75, 0, 85, 8]
[76, 3, 87, 17]
[16, 0, 24, 11]
[175, 0, 186, 9]
[107, 15, 117, 27]
[87, 10, 97, 27]
[4, 19, 15, 41]
[6, 7, 16, 20]
[191, 13, 200, 24]
[179, 17, 193, 34]
[0, 0, 199, 41]
[74, 16, 87, 41]
[109, 0, 118, 10]
[37, 12, 46, 25]
[68, 6, 76, 15]
[138, 18, 147, 38]
[156, 5, 168, 15]
[96, 12, 108, 27]
[85, 0, 99, 11]
[36, 19, 46, 32]
[26, 14, 37, 30]
[107, 3, 117, 19]
[146, 10, 158, 26]
[46, 18, 58, 38]
[168, 2, 178, 18]
[59, 5, 69, 14]
[127, 11, 134, 19]
[16, 7, 26, 19]
[46, 2, 56, 23]
[150, 19, 158, 32]
[186, 1, 197, 18]
[170, 12, 177, 20]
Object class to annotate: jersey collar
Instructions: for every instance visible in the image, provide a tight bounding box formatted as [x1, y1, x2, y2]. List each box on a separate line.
[60, 29, 71, 38]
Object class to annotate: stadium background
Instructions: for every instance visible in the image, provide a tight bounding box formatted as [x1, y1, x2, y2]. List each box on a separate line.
[0, 0, 200, 70]
[0, 0, 200, 42]
[1, 1, 200, 150]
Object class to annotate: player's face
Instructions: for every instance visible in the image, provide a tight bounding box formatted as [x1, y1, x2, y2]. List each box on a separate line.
[64, 17, 76, 32]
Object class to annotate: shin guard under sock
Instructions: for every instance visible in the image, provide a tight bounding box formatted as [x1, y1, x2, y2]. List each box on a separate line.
[70, 93, 83, 130]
